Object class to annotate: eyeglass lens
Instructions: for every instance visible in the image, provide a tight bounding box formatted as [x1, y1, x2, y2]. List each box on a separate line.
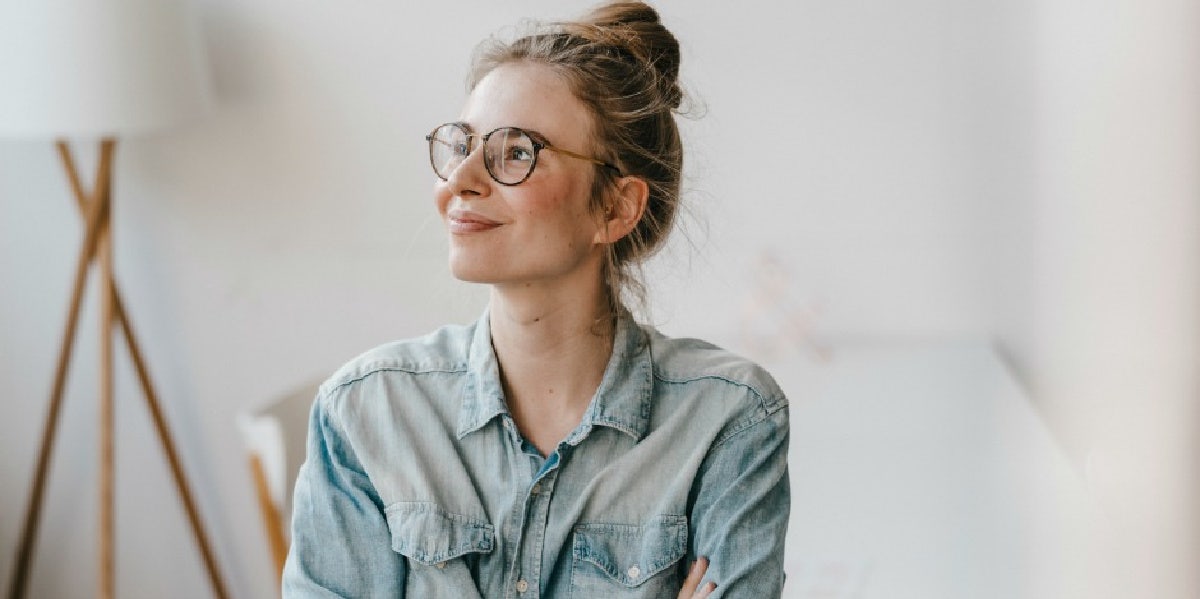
[428, 124, 537, 185]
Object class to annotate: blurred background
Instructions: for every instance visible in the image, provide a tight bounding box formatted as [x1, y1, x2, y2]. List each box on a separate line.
[0, 0, 1195, 597]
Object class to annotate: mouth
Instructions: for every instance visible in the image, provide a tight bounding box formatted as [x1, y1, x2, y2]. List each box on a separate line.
[447, 209, 503, 234]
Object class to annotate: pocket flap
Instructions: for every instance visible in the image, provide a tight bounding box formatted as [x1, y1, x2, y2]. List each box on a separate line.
[572, 515, 688, 587]
[385, 502, 494, 565]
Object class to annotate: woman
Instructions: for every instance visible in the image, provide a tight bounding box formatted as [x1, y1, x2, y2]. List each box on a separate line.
[283, 2, 789, 597]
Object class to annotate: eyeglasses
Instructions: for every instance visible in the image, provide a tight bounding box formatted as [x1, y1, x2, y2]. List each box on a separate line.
[426, 122, 621, 186]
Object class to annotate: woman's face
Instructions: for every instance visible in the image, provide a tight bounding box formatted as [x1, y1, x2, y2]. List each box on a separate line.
[435, 62, 606, 292]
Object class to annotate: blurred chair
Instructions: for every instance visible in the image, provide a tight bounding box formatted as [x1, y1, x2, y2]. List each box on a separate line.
[238, 380, 320, 583]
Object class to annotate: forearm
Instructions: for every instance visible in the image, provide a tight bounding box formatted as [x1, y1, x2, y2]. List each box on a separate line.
[282, 396, 407, 597]
[690, 407, 790, 597]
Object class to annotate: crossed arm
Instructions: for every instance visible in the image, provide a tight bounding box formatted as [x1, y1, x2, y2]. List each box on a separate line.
[283, 397, 789, 598]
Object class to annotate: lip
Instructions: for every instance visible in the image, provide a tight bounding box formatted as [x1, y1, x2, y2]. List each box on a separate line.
[447, 208, 503, 234]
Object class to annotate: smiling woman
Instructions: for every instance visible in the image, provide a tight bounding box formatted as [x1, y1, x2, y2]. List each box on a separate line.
[282, 2, 789, 598]
[435, 64, 615, 293]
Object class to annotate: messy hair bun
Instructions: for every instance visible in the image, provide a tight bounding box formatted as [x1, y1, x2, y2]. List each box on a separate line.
[560, 2, 684, 109]
[468, 1, 686, 315]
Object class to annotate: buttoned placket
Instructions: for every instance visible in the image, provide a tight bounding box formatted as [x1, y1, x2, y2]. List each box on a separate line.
[461, 310, 653, 598]
[498, 416, 570, 599]
[507, 435, 569, 598]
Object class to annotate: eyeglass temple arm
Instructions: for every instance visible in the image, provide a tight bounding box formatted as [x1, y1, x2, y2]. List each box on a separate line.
[542, 143, 622, 174]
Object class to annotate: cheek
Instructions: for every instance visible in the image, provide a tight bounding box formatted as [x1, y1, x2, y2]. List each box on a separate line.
[529, 197, 588, 243]
[534, 178, 595, 226]
[513, 189, 563, 224]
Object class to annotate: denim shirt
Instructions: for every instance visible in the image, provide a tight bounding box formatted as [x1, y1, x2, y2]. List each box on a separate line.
[283, 310, 790, 598]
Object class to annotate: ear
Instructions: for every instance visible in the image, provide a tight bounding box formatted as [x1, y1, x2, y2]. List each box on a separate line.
[594, 176, 649, 245]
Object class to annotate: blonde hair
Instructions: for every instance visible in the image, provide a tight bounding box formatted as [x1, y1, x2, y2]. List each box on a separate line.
[468, 1, 685, 315]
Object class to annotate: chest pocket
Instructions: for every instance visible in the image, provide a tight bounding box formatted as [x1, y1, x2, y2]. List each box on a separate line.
[569, 514, 688, 598]
[385, 502, 494, 599]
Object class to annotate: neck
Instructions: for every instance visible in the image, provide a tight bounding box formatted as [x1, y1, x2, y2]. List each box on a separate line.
[488, 280, 616, 454]
[488, 285, 616, 399]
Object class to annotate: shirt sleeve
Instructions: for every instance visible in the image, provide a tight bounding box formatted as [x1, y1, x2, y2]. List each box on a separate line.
[282, 392, 407, 598]
[689, 401, 790, 598]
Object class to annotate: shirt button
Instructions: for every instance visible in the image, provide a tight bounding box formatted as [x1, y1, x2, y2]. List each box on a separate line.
[531, 482, 542, 494]
[627, 565, 641, 579]
[515, 579, 529, 593]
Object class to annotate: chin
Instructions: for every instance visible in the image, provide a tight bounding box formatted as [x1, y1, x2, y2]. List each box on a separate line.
[448, 254, 501, 284]
[450, 269, 497, 284]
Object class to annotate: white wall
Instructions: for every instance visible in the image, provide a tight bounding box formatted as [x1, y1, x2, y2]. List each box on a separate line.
[993, 0, 1200, 596]
[0, 1, 1194, 597]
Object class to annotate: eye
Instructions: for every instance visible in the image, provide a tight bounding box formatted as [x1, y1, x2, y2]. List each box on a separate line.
[506, 145, 533, 162]
[452, 142, 470, 157]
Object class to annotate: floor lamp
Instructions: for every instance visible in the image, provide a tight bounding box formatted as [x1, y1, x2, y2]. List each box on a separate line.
[0, 2, 230, 598]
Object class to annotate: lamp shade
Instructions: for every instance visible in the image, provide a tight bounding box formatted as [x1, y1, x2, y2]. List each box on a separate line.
[0, 0, 212, 138]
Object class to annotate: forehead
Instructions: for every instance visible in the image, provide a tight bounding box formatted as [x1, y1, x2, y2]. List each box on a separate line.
[459, 62, 593, 147]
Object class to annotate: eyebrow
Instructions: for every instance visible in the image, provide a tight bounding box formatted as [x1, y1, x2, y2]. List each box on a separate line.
[453, 121, 552, 145]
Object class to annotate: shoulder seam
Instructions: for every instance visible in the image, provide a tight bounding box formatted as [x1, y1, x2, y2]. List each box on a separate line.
[322, 364, 466, 397]
[711, 404, 789, 450]
[651, 371, 788, 415]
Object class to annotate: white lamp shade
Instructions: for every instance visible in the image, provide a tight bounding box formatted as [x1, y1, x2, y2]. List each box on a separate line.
[0, 0, 212, 138]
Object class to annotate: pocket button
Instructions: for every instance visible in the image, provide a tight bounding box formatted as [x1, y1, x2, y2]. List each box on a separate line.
[627, 565, 641, 579]
[435, 561, 446, 569]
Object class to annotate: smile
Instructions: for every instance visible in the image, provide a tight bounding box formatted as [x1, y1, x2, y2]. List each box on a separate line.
[447, 209, 503, 234]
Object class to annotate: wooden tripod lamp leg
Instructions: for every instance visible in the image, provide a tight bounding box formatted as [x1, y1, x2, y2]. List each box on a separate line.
[6, 139, 230, 599]
[85, 139, 231, 599]
[96, 140, 116, 599]
[112, 295, 232, 599]
[6, 143, 113, 599]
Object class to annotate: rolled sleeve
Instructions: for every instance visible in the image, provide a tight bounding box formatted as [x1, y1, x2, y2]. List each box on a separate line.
[282, 393, 406, 598]
[690, 403, 790, 597]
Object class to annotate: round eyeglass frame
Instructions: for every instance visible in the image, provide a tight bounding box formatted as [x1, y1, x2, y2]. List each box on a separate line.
[425, 122, 622, 186]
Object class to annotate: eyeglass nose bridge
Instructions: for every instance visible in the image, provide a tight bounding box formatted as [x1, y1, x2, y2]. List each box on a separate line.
[428, 128, 486, 183]
[460, 132, 484, 157]
[453, 133, 487, 175]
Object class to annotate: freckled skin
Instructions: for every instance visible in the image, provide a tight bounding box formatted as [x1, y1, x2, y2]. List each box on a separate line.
[434, 63, 607, 293]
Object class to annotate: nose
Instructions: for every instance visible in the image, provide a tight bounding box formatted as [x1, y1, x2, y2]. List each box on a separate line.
[445, 142, 491, 198]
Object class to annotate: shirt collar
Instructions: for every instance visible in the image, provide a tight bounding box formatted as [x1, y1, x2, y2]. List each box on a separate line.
[456, 308, 654, 443]
[456, 309, 508, 439]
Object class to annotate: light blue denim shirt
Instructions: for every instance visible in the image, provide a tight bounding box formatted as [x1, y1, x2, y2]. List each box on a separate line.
[283, 310, 789, 598]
